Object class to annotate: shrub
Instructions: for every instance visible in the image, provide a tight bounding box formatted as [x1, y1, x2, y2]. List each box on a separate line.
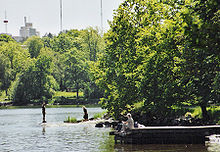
[93, 111, 107, 119]
[65, 116, 77, 123]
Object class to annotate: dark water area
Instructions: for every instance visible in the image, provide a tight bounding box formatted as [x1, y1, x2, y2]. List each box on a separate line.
[0, 108, 219, 152]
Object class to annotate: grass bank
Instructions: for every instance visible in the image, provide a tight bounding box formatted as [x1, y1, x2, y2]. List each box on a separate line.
[53, 91, 84, 99]
[190, 106, 220, 124]
[0, 104, 101, 109]
[50, 91, 99, 105]
[0, 91, 100, 108]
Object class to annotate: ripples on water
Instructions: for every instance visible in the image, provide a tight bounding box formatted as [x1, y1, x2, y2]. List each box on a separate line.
[0, 108, 219, 152]
[0, 108, 111, 152]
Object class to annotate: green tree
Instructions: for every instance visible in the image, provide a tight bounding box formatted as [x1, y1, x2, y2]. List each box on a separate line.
[12, 54, 54, 105]
[81, 27, 104, 61]
[0, 53, 10, 93]
[178, 0, 220, 120]
[0, 34, 15, 43]
[0, 42, 30, 95]
[80, 27, 105, 99]
[44, 29, 104, 98]
[51, 32, 76, 53]
[48, 30, 83, 91]
[42, 35, 53, 48]
[24, 36, 44, 58]
[134, 0, 188, 118]
[92, 1, 143, 117]
[93, 0, 219, 121]
[63, 48, 88, 98]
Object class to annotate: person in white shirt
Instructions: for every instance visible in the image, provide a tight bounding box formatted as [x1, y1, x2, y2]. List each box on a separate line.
[122, 113, 134, 132]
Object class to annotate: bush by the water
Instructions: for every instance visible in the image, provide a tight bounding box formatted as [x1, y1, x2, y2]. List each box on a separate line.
[65, 116, 77, 123]
[93, 111, 107, 119]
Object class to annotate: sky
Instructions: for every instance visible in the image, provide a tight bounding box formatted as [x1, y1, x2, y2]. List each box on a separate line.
[0, 0, 122, 36]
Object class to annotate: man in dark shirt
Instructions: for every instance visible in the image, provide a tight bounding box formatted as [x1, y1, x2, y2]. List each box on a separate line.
[83, 106, 88, 121]
[42, 102, 46, 123]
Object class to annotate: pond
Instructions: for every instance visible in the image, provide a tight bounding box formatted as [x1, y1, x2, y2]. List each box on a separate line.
[0, 108, 219, 152]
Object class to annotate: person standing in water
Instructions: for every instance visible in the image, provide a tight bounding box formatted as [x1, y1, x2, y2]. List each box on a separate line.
[83, 106, 88, 121]
[42, 102, 46, 123]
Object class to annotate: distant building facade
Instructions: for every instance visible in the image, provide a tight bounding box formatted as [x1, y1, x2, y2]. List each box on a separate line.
[19, 17, 40, 39]
[12, 17, 39, 42]
[1, 16, 39, 42]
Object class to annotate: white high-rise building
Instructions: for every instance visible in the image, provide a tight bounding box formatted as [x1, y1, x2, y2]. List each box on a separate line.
[19, 17, 40, 38]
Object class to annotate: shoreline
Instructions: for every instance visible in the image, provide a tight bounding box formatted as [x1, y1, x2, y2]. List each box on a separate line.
[0, 104, 101, 109]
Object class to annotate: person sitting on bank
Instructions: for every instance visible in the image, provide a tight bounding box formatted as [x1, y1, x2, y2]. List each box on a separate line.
[122, 113, 134, 132]
[83, 106, 88, 121]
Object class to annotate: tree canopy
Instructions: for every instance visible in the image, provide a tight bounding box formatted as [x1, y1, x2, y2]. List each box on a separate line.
[0, 28, 104, 105]
[0, 1, 218, 123]
[92, 0, 219, 119]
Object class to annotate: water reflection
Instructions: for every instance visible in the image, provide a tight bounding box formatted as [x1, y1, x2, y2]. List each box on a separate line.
[0, 108, 108, 152]
[99, 133, 220, 152]
[83, 125, 89, 135]
[42, 125, 46, 135]
[114, 144, 208, 152]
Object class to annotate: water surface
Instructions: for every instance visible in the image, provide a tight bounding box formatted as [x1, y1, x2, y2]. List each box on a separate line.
[0, 108, 219, 152]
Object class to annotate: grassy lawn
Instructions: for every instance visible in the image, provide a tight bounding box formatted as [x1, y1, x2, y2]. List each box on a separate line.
[0, 91, 84, 102]
[0, 104, 101, 109]
[190, 106, 220, 117]
[50, 91, 86, 105]
[0, 91, 100, 109]
[190, 106, 220, 124]
[53, 91, 84, 98]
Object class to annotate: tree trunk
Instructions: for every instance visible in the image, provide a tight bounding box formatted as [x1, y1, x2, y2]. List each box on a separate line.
[76, 82, 79, 99]
[5, 89, 8, 96]
[200, 105, 209, 122]
[60, 78, 63, 91]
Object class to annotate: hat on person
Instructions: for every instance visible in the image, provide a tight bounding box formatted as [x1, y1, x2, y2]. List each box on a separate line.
[126, 113, 131, 117]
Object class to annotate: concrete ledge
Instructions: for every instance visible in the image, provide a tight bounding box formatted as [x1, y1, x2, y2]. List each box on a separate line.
[110, 125, 220, 144]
